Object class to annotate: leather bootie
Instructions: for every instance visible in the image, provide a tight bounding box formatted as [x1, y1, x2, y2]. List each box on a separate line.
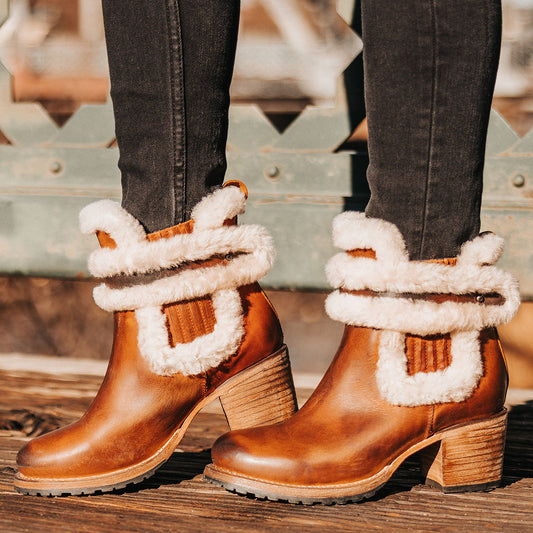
[15, 182, 297, 496]
[205, 212, 520, 504]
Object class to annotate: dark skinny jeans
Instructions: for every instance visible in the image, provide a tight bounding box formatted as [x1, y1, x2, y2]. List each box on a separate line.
[101, 0, 501, 260]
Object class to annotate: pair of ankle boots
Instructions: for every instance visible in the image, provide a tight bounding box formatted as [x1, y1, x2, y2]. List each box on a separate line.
[15, 182, 520, 504]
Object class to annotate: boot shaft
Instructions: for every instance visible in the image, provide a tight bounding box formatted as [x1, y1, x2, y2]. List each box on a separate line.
[324, 212, 519, 409]
[81, 183, 281, 376]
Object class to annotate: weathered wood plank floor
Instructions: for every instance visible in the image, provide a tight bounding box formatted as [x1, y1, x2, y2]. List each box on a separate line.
[0, 356, 532, 532]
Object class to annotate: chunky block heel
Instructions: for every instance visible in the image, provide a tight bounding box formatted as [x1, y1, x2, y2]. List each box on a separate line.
[420, 411, 507, 493]
[219, 346, 298, 431]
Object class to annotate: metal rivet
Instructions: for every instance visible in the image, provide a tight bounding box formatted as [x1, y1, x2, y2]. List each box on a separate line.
[476, 295, 485, 303]
[50, 161, 63, 174]
[265, 165, 280, 179]
[512, 174, 525, 188]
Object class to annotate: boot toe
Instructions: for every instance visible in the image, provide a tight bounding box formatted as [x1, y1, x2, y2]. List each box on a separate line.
[17, 431, 60, 468]
[211, 426, 299, 483]
[16, 434, 62, 479]
[16, 424, 98, 479]
[211, 430, 250, 470]
[17, 430, 69, 477]
[16, 439, 39, 469]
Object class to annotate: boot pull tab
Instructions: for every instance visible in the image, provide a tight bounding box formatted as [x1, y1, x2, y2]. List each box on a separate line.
[223, 180, 249, 198]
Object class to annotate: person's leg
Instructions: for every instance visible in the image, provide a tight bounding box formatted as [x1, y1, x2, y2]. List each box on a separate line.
[15, 2, 299, 497]
[101, 0, 240, 232]
[205, 0, 521, 504]
[362, 0, 501, 259]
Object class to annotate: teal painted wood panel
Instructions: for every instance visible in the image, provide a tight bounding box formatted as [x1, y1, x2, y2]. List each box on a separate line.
[0, 144, 531, 298]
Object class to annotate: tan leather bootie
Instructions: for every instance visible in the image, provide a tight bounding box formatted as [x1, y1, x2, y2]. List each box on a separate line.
[205, 212, 520, 504]
[15, 183, 297, 496]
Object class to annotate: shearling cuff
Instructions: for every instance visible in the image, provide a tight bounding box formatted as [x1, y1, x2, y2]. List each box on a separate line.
[324, 212, 520, 406]
[78, 186, 274, 376]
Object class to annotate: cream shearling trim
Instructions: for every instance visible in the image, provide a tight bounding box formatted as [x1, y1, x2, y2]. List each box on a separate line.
[86, 224, 272, 279]
[79, 199, 147, 247]
[192, 186, 246, 230]
[326, 251, 519, 297]
[92, 247, 273, 312]
[80, 186, 274, 376]
[136, 290, 244, 376]
[457, 232, 504, 267]
[331, 211, 408, 264]
[376, 330, 482, 406]
[325, 212, 520, 406]
[325, 215, 521, 331]
[326, 234, 518, 305]
[325, 291, 518, 335]
[80, 188, 271, 278]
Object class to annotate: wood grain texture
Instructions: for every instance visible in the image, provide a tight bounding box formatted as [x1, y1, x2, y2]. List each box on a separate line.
[220, 347, 298, 430]
[0, 361, 532, 532]
[420, 412, 507, 490]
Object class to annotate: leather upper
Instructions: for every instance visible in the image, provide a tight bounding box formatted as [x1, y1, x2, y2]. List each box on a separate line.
[17, 219, 283, 480]
[211, 325, 507, 486]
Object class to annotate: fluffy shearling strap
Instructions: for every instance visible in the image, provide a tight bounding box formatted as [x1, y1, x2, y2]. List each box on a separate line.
[79, 186, 275, 376]
[325, 212, 520, 335]
[80, 187, 275, 312]
[324, 212, 520, 406]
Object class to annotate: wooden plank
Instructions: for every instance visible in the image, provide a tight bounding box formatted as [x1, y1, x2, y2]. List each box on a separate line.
[0, 363, 532, 532]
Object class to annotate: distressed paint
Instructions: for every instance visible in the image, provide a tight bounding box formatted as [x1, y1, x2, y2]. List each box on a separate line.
[51, 102, 116, 147]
